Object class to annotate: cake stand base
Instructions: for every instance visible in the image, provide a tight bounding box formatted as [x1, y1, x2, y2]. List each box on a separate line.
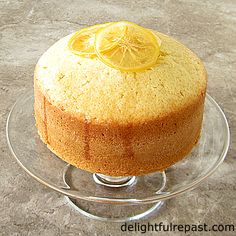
[65, 196, 164, 222]
[62, 164, 166, 222]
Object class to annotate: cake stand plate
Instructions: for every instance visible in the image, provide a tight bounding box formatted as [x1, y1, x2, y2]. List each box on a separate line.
[6, 91, 230, 222]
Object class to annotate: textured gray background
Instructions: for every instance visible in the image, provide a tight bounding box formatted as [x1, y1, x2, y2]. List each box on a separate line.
[0, 0, 235, 235]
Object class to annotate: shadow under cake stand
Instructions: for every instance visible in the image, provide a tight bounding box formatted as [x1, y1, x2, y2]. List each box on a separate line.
[6, 91, 230, 222]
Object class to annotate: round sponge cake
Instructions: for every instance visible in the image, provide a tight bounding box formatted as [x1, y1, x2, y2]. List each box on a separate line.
[34, 31, 207, 176]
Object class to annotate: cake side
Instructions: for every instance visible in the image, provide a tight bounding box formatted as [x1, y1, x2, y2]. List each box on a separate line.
[34, 79, 205, 176]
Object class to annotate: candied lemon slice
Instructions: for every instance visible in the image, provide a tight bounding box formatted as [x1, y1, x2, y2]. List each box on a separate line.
[95, 21, 161, 72]
[68, 23, 112, 57]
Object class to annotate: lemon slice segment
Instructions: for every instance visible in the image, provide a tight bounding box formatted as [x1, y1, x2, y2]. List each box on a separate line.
[68, 23, 112, 58]
[95, 21, 161, 72]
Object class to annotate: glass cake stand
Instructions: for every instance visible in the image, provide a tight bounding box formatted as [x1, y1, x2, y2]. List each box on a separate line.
[6, 90, 230, 222]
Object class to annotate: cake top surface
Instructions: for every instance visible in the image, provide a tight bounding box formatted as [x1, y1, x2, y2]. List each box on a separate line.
[35, 30, 207, 123]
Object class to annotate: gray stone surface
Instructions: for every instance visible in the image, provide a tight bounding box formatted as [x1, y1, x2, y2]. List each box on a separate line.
[0, 0, 235, 235]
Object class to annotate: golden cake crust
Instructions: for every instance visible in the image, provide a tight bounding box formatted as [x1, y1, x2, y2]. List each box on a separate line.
[34, 30, 207, 176]
[34, 82, 205, 176]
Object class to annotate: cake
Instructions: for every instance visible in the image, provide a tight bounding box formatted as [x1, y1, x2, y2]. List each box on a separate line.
[34, 22, 207, 176]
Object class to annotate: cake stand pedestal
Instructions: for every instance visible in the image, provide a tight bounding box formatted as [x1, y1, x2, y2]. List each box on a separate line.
[6, 91, 230, 222]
